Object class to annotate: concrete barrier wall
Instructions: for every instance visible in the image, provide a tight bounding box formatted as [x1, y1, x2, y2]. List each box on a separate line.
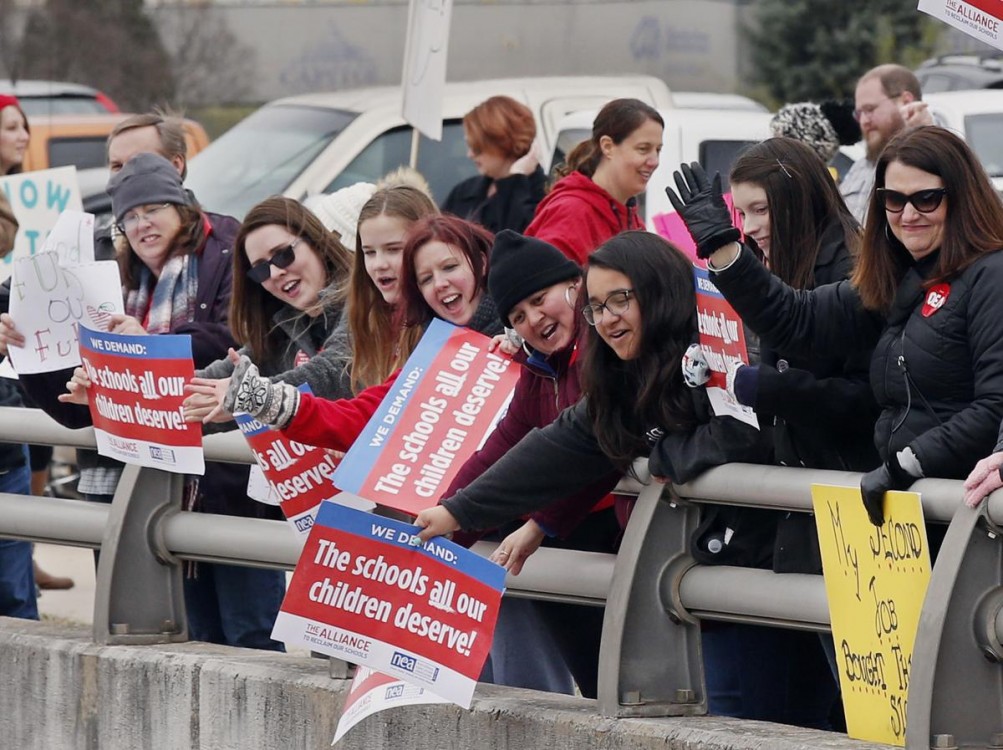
[1, 619, 890, 750]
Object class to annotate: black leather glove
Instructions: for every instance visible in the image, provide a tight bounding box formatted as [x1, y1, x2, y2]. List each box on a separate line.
[665, 162, 741, 259]
[860, 453, 915, 526]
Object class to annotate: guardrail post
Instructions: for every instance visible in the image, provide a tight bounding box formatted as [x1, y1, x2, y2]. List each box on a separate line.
[597, 481, 704, 717]
[906, 504, 1003, 749]
[92, 464, 187, 645]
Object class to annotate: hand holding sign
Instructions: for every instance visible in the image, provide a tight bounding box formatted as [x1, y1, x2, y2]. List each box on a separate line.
[415, 505, 460, 542]
[0, 312, 24, 357]
[56, 365, 92, 406]
[184, 348, 242, 424]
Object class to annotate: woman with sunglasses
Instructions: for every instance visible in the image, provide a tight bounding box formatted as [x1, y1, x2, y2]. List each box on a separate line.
[180, 195, 357, 426]
[669, 125, 1003, 525]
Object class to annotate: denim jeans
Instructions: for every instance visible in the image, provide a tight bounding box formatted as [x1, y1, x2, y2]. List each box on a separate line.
[0, 447, 38, 620]
[183, 562, 286, 651]
[703, 622, 837, 729]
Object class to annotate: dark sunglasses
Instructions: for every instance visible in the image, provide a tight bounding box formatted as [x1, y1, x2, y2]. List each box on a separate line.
[247, 239, 299, 283]
[876, 187, 947, 214]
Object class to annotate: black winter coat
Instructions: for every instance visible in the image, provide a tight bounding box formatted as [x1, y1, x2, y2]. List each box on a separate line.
[442, 167, 546, 234]
[441, 388, 771, 534]
[754, 223, 880, 474]
[710, 244, 1003, 480]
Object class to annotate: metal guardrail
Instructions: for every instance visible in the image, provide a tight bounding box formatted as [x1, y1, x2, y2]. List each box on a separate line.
[0, 406, 1000, 749]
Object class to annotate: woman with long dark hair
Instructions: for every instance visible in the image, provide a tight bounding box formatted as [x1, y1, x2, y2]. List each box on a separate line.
[669, 125, 1003, 523]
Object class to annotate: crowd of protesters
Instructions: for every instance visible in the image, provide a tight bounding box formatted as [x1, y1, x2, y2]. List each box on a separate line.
[3, 58, 1003, 733]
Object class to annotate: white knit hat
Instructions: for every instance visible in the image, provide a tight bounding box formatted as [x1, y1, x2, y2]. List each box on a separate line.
[303, 182, 377, 245]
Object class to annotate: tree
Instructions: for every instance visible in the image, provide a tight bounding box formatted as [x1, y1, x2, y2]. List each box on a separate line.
[154, 2, 255, 109]
[17, 0, 175, 111]
[747, 0, 941, 106]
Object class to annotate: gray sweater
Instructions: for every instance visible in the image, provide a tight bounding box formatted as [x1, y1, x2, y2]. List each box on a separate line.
[198, 301, 354, 430]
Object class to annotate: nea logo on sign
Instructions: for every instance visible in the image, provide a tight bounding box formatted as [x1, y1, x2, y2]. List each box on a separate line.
[922, 283, 950, 318]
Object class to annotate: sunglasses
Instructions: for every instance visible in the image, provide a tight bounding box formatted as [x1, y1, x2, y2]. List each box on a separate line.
[876, 188, 947, 214]
[247, 239, 300, 283]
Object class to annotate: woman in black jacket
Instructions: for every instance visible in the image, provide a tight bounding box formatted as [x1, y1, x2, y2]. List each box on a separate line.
[416, 231, 788, 721]
[726, 139, 879, 550]
[668, 126, 1003, 525]
[442, 96, 545, 234]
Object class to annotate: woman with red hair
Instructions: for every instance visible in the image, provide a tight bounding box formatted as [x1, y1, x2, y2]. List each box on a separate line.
[443, 95, 545, 234]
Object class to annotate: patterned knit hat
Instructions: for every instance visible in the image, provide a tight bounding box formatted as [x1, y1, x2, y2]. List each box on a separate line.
[770, 102, 841, 163]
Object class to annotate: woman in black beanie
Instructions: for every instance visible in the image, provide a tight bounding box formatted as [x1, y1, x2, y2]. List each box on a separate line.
[445, 229, 622, 698]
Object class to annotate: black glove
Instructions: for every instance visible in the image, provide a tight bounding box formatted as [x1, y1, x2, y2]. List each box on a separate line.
[665, 162, 741, 259]
[860, 453, 915, 527]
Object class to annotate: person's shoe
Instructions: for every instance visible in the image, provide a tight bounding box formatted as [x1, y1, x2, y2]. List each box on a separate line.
[33, 561, 75, 590]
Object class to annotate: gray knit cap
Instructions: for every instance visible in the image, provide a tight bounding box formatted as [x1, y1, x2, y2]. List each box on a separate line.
[107, 152, 188, 223]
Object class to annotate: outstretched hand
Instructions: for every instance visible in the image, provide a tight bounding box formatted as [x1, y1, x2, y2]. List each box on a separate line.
[665, 162, 741, 260]
[490, 520, 545, 576]
[184, 349, 241, 423]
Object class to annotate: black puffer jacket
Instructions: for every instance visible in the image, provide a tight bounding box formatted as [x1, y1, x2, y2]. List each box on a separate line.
[753, 222, 879, 473]
[710, 244, 1003, 480]
[442, 167, 546, 234]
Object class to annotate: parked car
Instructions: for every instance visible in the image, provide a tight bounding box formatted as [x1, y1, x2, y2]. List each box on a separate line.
[184, 76, 677, 219]
[0, 79, 118, 116]
[915, 54, 1003, 92]
[545, 105, 774, 228]
[924, 90, 1003, 192]
[22, 113, 210, 174]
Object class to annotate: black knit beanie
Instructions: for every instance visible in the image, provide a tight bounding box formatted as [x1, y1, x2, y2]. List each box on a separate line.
[488, 230, 581, 325]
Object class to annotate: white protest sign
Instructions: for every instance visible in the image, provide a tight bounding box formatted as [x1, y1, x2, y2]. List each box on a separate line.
[401, 0, 453, 141]
[918, 0, 1003, 51]
[7, 252, 123, 374]
[332, 667, 448, 745]
[40, 210, 95, 265]
[0, 167, 83, 279]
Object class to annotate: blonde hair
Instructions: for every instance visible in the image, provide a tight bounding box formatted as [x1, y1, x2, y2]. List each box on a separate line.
[347, 169, 438, 391]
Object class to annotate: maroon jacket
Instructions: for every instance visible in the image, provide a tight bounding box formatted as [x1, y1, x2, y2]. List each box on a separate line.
[444, 340, 618, 539]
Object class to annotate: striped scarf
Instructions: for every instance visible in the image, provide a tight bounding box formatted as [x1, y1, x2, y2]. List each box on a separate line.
[124, 252, 199, 334]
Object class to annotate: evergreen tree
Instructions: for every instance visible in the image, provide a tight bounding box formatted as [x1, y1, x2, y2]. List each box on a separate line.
[748, 0, 941, 106]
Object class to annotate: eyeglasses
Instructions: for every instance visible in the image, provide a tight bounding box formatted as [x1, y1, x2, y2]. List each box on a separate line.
[247, 238, 300, 283]
[117, 203, 172, 234]
[853, 96, 896, 122]
[583, 289, 633, 326]
[876, 188, 947, 214]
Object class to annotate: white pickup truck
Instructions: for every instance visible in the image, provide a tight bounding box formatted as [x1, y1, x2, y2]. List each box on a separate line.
[185, 75, 678, 219]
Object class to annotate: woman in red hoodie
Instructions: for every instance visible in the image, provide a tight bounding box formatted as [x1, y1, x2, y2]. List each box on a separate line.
[525, 98, 663, 263]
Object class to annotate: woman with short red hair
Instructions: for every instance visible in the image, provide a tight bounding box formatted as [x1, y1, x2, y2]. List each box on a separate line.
[443, 95, 545, 234]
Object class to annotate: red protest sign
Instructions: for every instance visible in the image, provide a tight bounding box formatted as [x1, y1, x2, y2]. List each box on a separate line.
[272, 502, 505, 708]
[333, 320, 519, 515]
[79, 324, 203, 474]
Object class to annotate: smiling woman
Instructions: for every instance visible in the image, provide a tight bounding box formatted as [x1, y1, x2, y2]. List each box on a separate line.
[680, 127, 1003, 527]
[0, 95, 29, 175]
[525, 98, 664, 264]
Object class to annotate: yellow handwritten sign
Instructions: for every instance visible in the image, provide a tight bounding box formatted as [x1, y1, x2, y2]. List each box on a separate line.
[811, 484, 931, 746]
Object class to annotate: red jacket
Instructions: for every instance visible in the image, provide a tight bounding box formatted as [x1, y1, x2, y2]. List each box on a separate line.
[445, 343, 618, 538]
[525, 171, 643, 265]
[282, 371, 397, 451]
